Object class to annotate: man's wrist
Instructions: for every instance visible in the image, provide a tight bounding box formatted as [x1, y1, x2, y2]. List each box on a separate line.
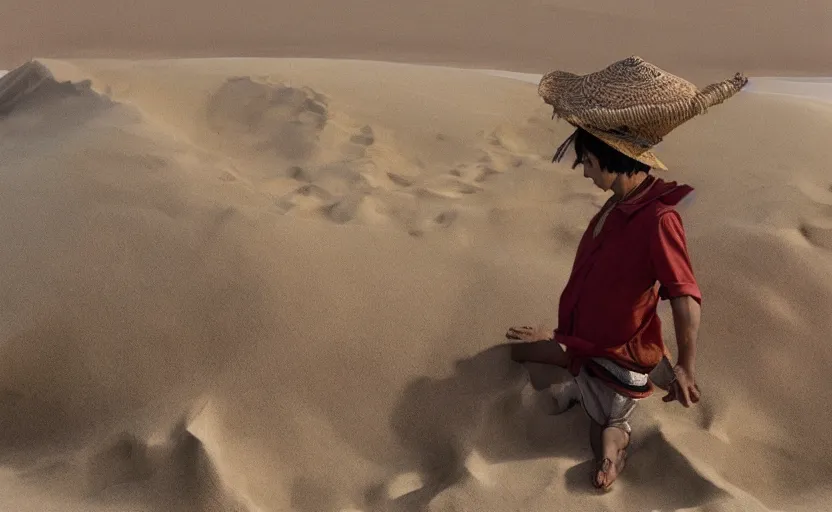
[675, 361, 695, 375]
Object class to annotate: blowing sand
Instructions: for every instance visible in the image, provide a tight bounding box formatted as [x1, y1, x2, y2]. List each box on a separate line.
[2, 0, 832, 80]
[0, 55, 831, 512]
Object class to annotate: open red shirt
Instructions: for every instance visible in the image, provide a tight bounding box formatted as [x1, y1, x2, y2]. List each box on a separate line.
[553, 176, 701, 389]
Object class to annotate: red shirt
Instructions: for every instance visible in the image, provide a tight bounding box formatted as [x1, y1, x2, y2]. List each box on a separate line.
[553, 176, 701, 391]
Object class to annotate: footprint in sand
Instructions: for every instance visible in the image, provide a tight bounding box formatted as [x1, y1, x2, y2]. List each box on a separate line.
[322, 193, 366, 224]
[350, 125, 375, 146]
[434, 210, 458, 228]
[795, 180, 832, 250]
[387, 172, 415, 187]
[474, 165, 501, 183]
[414, 187, 460, 201]
[447, 163, 499, 184]
[339, 125, 376, 160]
[446, 179, 482, 195]
[287, 165, 316, 182]
[276, 184, 333, 213]
[206, 77, 328, 160]
[799, 217, 832, 250]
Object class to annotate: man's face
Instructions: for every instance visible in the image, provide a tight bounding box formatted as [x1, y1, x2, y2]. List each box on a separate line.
[581, 152, 616, 191]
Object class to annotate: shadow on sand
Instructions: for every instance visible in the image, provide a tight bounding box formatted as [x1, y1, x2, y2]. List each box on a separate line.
[366, 343, 588, 511]
[371, 343, 727, 512]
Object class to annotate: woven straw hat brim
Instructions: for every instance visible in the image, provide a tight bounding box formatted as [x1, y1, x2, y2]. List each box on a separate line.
[581, 124, 667, 170]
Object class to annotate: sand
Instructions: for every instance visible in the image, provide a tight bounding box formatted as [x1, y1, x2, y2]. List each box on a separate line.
[0, 30, 831, 512]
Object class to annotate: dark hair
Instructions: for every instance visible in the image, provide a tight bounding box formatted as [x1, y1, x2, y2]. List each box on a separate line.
[553, 127, 651, 175]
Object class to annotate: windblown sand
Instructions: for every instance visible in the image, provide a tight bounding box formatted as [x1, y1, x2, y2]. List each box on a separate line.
[0, 54, 830, 512]
[1, 0, 832, 79]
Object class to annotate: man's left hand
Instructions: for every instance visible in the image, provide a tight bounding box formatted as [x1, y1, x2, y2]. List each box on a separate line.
[662, 365, 701, 407]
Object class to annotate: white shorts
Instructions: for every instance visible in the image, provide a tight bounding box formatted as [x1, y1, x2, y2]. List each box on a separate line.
[552, 359, 648, 434]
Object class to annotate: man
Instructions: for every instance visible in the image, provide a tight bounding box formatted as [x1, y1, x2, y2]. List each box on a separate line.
[506, 57, 747, 491]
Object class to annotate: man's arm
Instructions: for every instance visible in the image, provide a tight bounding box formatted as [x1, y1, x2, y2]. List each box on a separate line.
[666, 295, 702, 407]
[670, 295, 700, 375]
[509, 339, 570, 368]
[650, 211, 703, 407]
[505, 326, 570, 368]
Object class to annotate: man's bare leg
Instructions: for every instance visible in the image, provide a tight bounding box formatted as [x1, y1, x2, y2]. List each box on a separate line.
[594, 426, 629, 490]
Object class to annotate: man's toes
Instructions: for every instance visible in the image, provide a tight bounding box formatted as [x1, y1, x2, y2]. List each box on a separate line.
[599, 471, 614, 490]
[594, 455, 624, 490]
[594, 458, 610, 488]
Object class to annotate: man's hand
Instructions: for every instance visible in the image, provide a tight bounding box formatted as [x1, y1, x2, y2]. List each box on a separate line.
[665, 295, 702, 408]
[505, 325, 569, 368]
[662, 365, 701, 407]
[505, 325, 552, 343]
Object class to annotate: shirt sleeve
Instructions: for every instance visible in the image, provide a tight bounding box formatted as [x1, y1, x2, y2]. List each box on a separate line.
[650, 210, 702, 303]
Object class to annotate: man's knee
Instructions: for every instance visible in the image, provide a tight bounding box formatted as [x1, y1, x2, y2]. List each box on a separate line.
[603, 422, 632, 439]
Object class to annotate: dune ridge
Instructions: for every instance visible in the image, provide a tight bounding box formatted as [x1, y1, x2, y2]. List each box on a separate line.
[0, 57, 831, 511]
[2, 0, 832, 81]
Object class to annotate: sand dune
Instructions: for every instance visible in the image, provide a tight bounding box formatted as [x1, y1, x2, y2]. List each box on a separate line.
[0, 56, 831, 512]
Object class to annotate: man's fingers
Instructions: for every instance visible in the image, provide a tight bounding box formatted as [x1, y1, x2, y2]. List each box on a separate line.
[507, 326, 541, 342]
[690, 384, 702, 403]
[662, 382, 702, 408]
[679, 384, 691, 407]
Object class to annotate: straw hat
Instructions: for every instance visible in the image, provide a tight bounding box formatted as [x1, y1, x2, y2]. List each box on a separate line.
[539, 56, 748, 170]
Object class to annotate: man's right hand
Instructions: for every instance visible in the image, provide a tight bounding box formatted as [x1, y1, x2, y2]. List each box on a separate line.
[505, 325, 552, 343]
[505, 326, 569, 368]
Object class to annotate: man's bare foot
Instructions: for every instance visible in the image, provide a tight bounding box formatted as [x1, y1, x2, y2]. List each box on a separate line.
[593, 425, 629, 491]
[593, 449, 627, 491]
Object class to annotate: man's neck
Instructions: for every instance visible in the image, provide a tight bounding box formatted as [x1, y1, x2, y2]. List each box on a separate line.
[611, 172, 649, 201]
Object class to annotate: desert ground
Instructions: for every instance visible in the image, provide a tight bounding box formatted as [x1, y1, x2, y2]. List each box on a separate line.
[0, 2, 831, 511]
